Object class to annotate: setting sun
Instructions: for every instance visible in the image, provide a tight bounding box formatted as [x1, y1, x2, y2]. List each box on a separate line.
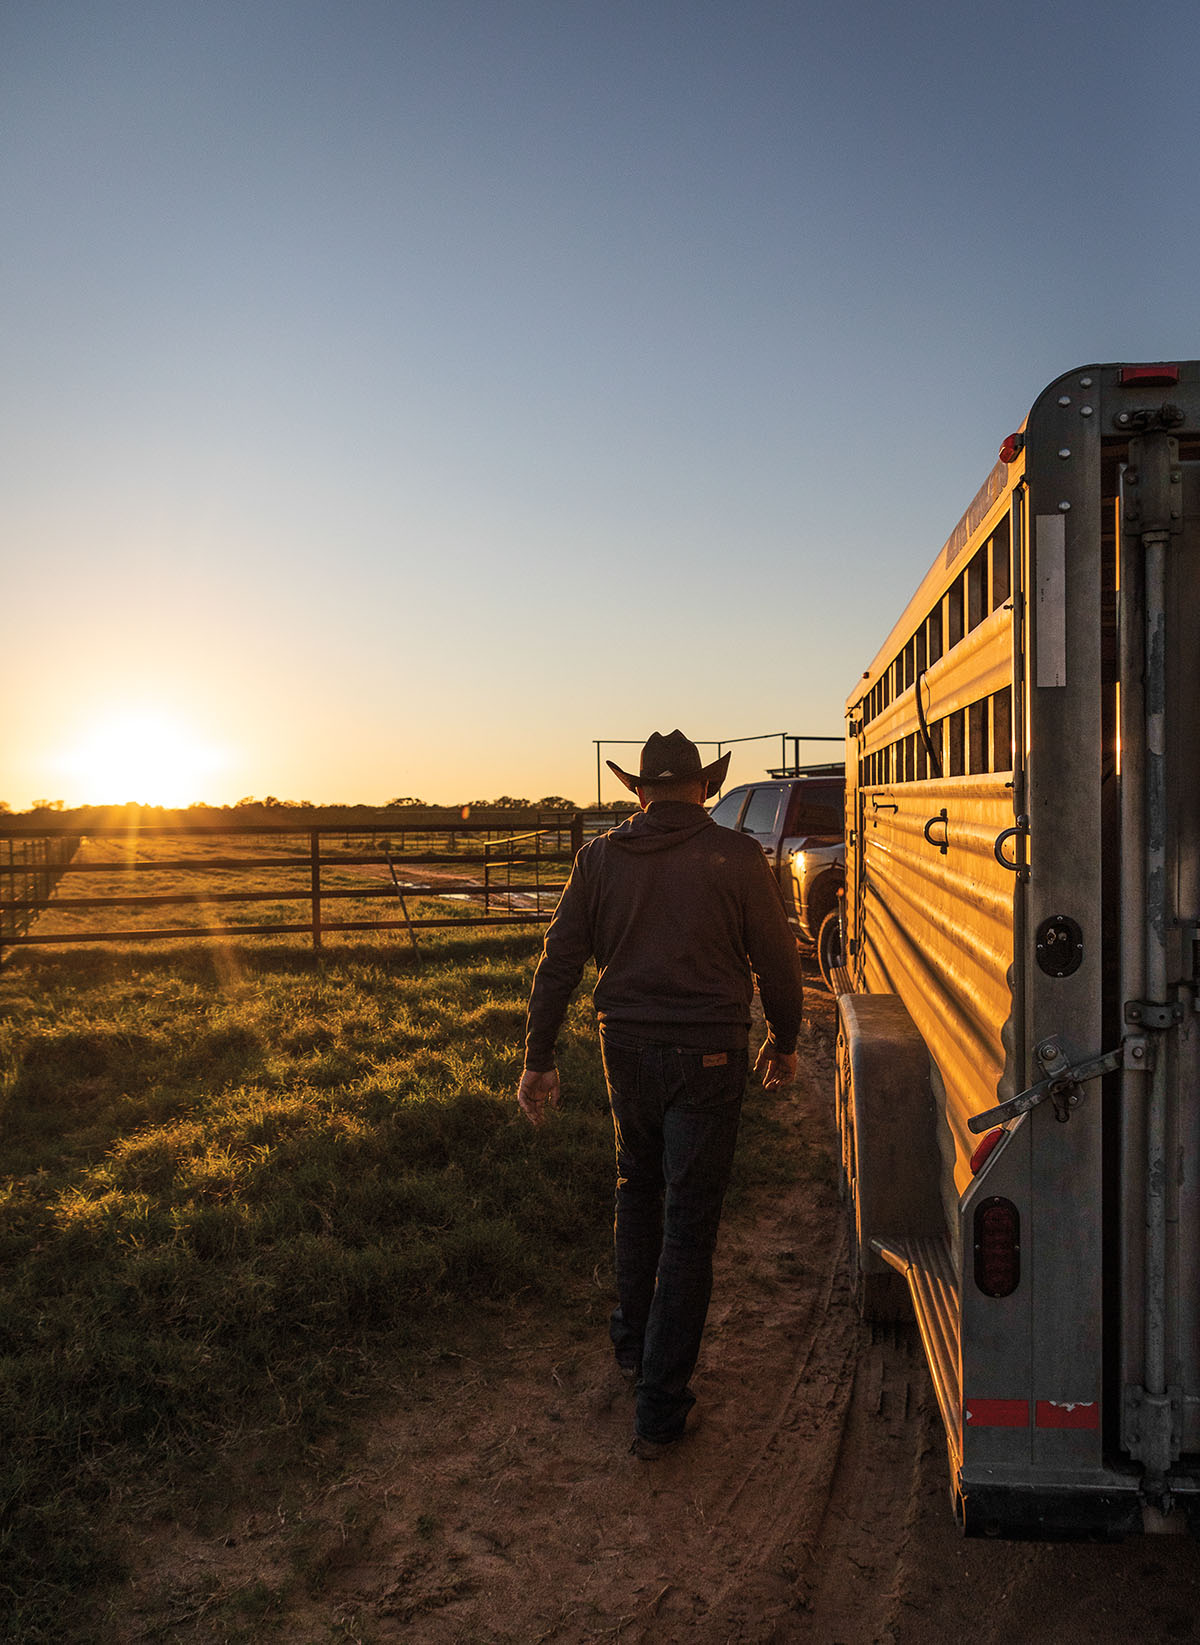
[53, 710, 229, 808]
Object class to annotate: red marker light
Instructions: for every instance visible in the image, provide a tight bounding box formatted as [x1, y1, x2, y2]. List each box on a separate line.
[1119, 364, 1180, 386]
[998, 433, 1023, 464]
[974, 1195, 1021, 1297]
[970, 1127, 1004, 1174]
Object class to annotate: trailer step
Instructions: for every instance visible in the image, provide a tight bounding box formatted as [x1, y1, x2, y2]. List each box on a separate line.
[872, 1234, 961, 1442]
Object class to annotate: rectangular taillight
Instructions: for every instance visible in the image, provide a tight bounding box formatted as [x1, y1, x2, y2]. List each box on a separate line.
[974, 1196, 1021, 1297]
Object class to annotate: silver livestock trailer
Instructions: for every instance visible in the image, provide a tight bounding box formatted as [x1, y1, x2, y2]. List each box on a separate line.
[837, 361, 1200, 1536]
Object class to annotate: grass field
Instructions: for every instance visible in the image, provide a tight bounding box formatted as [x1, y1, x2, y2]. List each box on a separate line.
[0, 913, 792, 1642]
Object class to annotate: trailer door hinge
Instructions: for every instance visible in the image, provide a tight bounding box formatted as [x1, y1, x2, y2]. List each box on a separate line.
[967, 1037, 1129, 1133]
[1124, 1384, 1182, 1478]
[1126, 998, 1185, 1029]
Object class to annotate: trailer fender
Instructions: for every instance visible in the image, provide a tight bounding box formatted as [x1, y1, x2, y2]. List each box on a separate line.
[837, 992, 946, 1319]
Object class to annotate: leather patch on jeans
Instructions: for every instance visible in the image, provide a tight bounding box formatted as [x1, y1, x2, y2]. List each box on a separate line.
[702, 1053, 728, 1067]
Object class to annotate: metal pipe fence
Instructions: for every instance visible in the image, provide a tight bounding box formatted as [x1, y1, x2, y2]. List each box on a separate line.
[0, 815, 611, 962]
[1, 834, 82, 947]
[482, 828, 563, 914]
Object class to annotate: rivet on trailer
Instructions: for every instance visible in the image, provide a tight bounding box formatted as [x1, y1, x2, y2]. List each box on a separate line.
[835, 362, 1200, 1538]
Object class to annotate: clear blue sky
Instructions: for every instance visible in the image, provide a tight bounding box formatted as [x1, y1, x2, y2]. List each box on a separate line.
[3, 0, 1197, 809]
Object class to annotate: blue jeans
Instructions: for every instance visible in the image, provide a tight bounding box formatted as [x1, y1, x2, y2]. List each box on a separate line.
[600, 1030, 747, 1442]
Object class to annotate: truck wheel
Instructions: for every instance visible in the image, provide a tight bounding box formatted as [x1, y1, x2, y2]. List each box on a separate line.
[817, 907, 844, 992]
[837, 994, 944, 1324]
[849, 1204, 910, 1322]
[839, 1067, 909, 1321]
[836, 1021, 905, 1316]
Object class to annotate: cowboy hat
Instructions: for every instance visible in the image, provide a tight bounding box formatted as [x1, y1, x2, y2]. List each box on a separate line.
[606, 730, 731, 798]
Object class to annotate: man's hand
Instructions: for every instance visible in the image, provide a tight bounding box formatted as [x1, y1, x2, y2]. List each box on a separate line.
[517, 1067, 562, 1128]
[754, 1040, 797, 1091]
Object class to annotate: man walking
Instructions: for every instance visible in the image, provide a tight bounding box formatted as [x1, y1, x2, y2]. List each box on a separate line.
[517, 730, 804, 1458]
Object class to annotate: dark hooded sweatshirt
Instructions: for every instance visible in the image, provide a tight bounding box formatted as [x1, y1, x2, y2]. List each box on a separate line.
[523, 800, 804, 1073]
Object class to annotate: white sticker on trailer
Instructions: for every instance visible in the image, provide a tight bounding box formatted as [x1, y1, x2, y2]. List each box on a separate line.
[1036, 513, 1067, 687]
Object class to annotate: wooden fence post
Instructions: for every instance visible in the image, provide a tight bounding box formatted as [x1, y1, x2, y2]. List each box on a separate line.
[310, 828, 322, 951]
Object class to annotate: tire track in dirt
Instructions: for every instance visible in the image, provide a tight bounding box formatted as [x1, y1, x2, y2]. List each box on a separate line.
[677, 1229, 863, 1644]
[797, 1324, 927, 1645]
[669, 1246, 929, 1645]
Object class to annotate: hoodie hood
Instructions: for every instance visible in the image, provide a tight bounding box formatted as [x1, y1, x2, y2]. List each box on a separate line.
[606, 800, 715, 854]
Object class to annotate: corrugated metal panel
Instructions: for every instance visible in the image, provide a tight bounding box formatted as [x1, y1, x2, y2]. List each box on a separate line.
[861, 609, 1013, 756]
[861, 779, 1015, 1193]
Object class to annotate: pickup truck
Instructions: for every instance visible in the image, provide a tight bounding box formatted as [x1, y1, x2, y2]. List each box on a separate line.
[709, 763, 845, 987]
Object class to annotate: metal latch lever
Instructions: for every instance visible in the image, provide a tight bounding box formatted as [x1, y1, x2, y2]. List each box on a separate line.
[967, 1038, 1130, 1133]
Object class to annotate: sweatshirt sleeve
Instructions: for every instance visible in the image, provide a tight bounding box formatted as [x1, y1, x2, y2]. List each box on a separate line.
[523, 855, 595, 1072]
[743, 851, 805, 1055]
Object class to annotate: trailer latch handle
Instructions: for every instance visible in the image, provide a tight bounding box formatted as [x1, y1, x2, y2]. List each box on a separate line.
[968, 1037, 1131, 1132]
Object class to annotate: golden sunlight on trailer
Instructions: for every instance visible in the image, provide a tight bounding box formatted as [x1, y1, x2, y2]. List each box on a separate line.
[836, 362, 1200, 1537]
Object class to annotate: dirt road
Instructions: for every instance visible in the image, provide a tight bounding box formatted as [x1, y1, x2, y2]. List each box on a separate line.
[113, 991, 1200, 1643]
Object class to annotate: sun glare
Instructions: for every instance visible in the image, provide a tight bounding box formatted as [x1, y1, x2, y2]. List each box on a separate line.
[56, 710, 228, 808]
